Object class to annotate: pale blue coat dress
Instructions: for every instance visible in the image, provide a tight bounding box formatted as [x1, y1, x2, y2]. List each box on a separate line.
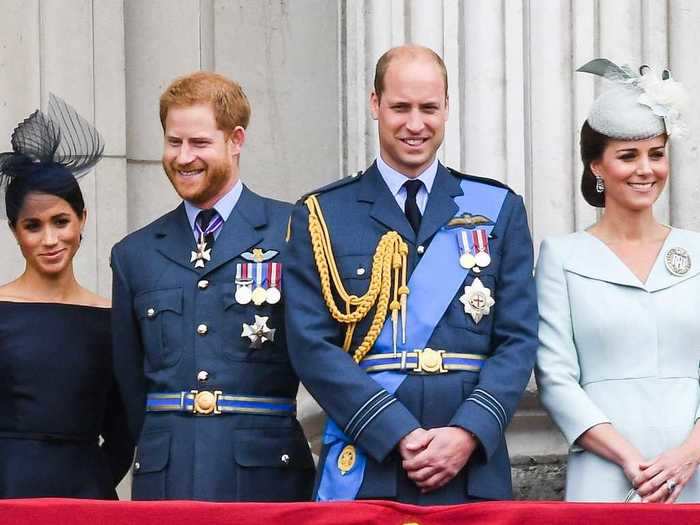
[535, 228, 700, 502]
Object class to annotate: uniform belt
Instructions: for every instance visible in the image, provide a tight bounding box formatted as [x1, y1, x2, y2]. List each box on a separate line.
[146, 391, 296, 416]
[359, 348, 486, 374]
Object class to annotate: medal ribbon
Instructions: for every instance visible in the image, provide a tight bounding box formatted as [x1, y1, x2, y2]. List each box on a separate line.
[457, 230, 469, 257]
[473, 228, 490, 255]
[195, 212, 224, 240]
[255, 262, 264, 289]
[268, 262, 280, 290]
[316, 178, 509, 502]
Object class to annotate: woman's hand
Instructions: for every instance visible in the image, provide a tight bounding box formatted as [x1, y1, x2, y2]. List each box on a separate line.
[621, 455, 645, 487]
[633, 445, 700, 503]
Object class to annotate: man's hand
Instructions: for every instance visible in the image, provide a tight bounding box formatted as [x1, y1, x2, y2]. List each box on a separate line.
[401, 427, 478, 493]
[398, 428, 433, 461]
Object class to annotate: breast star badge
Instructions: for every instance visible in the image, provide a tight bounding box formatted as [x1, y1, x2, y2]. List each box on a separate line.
[459, 277, 495, 324]
[241, 315, 276, 349]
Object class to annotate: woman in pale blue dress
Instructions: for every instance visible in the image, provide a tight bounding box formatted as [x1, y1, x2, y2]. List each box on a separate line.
[536, 59, 700, 503]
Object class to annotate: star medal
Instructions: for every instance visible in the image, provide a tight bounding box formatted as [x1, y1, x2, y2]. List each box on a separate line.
[241, 315, 276, 349]
[190, 211, 224, 268]
[664, 247, 691, 276]
[265, 262, 282, 305]
[457, 230, 476, 269]
[190, 233, 212, 269]
[251, 262, 267, 306]
[472, 228, 491, 269]
[235, 263, 253, 304]
[459, 277, 495, 324]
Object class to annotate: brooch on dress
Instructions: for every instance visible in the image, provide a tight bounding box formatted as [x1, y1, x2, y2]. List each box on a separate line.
[664, 247, 691, 276]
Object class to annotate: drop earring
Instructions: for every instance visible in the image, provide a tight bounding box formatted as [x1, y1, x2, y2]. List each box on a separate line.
[595, 176, 605, 193]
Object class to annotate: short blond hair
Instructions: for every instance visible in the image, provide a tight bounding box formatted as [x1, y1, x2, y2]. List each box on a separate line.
[160, 71, 251, 132]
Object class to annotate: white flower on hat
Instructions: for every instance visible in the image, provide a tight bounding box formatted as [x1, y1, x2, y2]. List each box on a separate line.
[637, 70, 688, 138]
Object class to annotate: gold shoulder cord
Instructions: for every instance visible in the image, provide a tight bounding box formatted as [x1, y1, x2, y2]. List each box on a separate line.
[305, 195, 409, 363]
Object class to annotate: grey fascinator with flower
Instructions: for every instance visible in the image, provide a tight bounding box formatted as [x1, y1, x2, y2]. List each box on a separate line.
[578, 58, 688, 140]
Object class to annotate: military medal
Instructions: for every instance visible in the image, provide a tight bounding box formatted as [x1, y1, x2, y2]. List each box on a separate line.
[190, 211, 224, 268]
[457, 230, 476, 269]
[251, 262, 267, 306]
[459, 277, 495, 324]
[241, 315, 276, 349]
[266, 262, 282, 305]
[472, 229, 491, 269]
[337, 444, 356, 475]
[190, 233, 212, 269]
[664, 247, 691, 276]
[235, 263, 253, 304]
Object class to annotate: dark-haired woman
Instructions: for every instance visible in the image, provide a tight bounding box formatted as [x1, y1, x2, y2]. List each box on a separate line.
[536, 59, 700, 503]
[0, 95, 133, 498]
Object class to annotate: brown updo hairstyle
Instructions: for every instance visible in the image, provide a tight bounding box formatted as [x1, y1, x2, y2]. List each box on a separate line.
[579, 121, 611, 208]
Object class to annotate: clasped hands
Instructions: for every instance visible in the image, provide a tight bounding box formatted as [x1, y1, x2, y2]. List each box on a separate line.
[398, 427, 478, 493]
[625, 445, 700, 503]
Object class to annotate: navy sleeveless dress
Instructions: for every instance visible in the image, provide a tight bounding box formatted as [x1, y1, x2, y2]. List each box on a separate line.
[0, 302, 133, 498]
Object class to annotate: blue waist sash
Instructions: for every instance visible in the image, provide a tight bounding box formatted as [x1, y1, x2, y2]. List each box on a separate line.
[358, 350, 487, 373]
[146, 392, 296, 416]
[317, 179, 508, 501]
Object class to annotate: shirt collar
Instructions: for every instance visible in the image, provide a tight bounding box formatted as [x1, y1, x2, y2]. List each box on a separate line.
[376, 155, 438, 197]
[183, 179, 243, 231]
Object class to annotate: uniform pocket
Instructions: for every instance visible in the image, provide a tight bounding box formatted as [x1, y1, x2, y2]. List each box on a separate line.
[336, 253, 373, 297]
[132, 431, 170, 500]
[232, 428, 314, 501]
[133, 288, 184, 371]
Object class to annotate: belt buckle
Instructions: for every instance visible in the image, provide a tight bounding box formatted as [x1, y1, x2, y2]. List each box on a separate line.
[413, 348, 446, 374]
[191, 390, 222, 415]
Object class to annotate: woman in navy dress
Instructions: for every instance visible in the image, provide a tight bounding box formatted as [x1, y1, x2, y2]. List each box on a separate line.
[0, 95, 134, 498]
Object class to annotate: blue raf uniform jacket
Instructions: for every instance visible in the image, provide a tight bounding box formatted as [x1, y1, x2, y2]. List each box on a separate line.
[285, 162, 538, 504]
[110, 185, 314, 501]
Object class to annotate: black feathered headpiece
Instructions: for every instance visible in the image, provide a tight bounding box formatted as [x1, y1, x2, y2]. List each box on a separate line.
[0, 94, 104, 219]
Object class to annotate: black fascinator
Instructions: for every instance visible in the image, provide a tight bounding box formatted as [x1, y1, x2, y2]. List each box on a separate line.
[0, 94, 104, 221]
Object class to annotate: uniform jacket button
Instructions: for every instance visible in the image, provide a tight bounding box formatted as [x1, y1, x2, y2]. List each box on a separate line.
[198, 279, 209, 289]
[417, 245, 425, 255]
[197, 370, 209, 382]
[134, 461, 141, 471]
[280, 453, 290, 465]
[197, 323, 208, 335]
[146, 307, 156, 318]
[356, 267, 366, 276]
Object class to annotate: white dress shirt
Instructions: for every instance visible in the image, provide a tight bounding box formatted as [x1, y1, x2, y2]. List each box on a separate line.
[376, 155, 437, 214]
[183, 179, 242, 240]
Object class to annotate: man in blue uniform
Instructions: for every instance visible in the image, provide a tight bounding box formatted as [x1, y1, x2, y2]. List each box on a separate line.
[285, 45, 538, 504]
[111, 72, 314, 501]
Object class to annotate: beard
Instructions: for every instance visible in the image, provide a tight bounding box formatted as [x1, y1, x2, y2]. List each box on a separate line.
[163, 157, 234, 206]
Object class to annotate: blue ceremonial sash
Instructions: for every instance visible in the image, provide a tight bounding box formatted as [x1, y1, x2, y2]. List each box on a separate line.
[316, 179, 508, 501]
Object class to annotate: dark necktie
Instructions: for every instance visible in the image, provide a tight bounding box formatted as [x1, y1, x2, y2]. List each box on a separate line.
[196, 208, 220, 249]
[403, 179, 423, 234]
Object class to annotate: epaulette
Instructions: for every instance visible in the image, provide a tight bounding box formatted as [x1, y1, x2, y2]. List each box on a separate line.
[298, 170, 365, 204]
[448, 167, 513, 192]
